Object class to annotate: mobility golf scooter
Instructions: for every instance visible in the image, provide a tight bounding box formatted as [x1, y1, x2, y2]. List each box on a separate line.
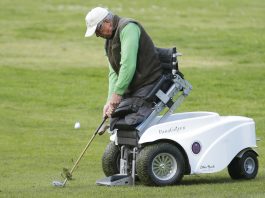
[96, 47, 259, 186]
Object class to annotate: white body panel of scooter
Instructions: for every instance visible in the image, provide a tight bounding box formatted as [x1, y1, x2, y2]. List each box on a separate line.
[137, 111, 256, 174]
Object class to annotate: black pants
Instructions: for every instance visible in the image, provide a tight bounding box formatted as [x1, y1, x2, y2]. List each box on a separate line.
[110, 83, 157, 130]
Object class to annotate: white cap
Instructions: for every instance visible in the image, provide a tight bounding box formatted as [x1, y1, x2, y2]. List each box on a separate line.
[85, 7, 109, 37]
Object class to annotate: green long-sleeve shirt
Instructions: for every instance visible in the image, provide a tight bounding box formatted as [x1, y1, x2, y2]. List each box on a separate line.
[107, 23, 141, 100]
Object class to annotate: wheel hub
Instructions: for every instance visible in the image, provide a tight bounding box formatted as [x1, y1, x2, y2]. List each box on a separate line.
[152, 153, 178, 181]
[244, 157, 255, 174]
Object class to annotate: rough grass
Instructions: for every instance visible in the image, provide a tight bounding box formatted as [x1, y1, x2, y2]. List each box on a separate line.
[0, 0, 264, 197]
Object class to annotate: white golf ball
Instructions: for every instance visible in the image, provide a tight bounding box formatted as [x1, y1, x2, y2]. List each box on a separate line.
[52, 181, 63, 187]
[74, 122, 80, 129]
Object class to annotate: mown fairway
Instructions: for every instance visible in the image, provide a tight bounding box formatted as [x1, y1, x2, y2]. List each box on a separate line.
[0, 0, 264, 197]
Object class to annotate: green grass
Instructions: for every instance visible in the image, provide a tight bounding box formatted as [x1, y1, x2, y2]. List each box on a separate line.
[0, 0, 264, 197]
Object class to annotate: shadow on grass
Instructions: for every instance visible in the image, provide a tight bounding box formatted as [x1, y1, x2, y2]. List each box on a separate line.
[48, 173, 264, 189]
[181, 177, 234, 186]
[180, 174, 264, 186]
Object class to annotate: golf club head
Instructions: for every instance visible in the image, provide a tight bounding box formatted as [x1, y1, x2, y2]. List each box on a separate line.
[52, 180, 64, 187]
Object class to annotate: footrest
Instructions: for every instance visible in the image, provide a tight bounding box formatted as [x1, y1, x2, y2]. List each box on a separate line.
[96, 174, 133, 186]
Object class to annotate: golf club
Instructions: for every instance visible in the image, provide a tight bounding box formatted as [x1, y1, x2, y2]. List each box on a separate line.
[52, 116, 108, 187]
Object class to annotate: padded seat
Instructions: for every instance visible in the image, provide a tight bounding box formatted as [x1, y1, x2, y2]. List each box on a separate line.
[117, 129, 139, 146]
[114, 119, 138, 146]
[114, 118, 137, 130]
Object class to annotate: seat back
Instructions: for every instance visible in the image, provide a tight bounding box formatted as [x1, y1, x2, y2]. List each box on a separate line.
[156, 47, 175, 74]
[156, 47, 183, 77]
[145, 46, 184, 102]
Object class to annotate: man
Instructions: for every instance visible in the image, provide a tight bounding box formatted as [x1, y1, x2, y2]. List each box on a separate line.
[85, 7, 162, 127]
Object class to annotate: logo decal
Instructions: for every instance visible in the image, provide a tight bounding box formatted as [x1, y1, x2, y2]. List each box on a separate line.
[191, 141, 201, 154]
[158, 126, 186, 134]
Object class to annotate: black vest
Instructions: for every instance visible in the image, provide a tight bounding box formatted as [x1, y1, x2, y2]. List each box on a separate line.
[105, 15, 162, 95]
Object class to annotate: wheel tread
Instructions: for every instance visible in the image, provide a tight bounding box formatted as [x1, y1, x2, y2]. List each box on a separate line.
[136, 143, 185, 186]
[102, 142, 120, 176]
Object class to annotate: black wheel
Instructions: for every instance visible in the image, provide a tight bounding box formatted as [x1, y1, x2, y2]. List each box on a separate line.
[228, 157, 241, 179]
[228, 150, 258, 180]
[102, 142, 120, 176]
[136, 143, 185, 186]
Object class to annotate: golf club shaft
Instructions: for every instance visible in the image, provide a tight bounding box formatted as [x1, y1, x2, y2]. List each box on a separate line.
[62, 117, 108, 187]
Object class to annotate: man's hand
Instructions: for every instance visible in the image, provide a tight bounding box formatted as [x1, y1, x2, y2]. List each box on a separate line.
[103, 102, 111, 118]
[103, 93, 122, 118]
[109, 93, 122, 108]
